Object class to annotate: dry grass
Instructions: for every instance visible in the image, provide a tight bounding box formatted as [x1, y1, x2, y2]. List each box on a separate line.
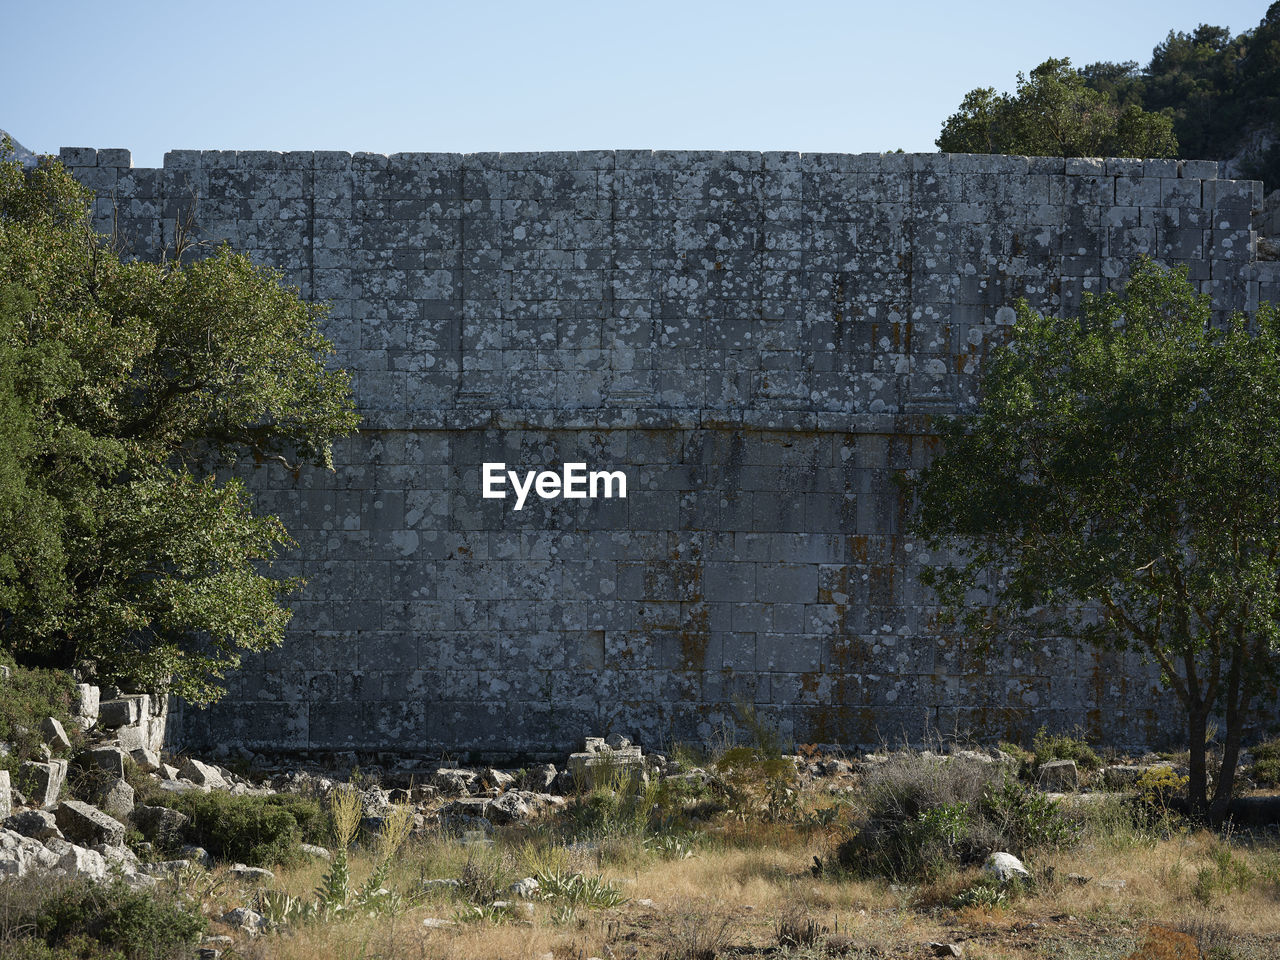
[11, 753, 1280, 959]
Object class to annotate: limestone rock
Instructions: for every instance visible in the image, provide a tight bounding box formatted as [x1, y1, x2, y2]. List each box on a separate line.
[130, 747, 161, 772]
[219, 906, 266, 935]
[71, 684, 99, 731]
[21, 759, 68, 808]
[433, 768, 478, 796]
[97, 697, 142, 729]
[4, 809, 61, 841]
[40, 717, 72, 751]
[131, 804, 190, 845]
[483, 768, 515, 790]
[57, 844, 108, 881]
[511, 877, 540, 900]
[984, 852, 1030, 883]
[522, 763, 557, 791]
[300, 842, 332, 861]
[0, 826, 60, 876]
[55, 800, 126, 847]
[93, 778, 136, 819]
[181, 844, 213, 867]
[487, 792, 532, 825]
[0, 770, 9, 819]
[230, 863, 275, 883]
[1038, 759, 1079, 792]
[179, 757, 227, 789]
[80, 745, 127, 778]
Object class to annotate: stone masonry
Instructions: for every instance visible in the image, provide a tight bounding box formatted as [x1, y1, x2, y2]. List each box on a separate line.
[58, 146, 1280, 757]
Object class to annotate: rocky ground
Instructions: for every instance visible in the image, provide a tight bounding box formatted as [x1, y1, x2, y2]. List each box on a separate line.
[3, 681, 1280, 958]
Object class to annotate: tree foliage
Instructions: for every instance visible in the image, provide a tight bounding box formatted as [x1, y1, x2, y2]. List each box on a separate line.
[936, 58, 1178, 158]
[945, 4, 1280, 184]
[0, 144, 359, 703]
[908, 260, 1280, 822]
[1081, 4, 1280, 184]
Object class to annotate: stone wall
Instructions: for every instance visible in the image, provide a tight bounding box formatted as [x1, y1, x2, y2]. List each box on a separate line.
[61, 146, 1280, 757]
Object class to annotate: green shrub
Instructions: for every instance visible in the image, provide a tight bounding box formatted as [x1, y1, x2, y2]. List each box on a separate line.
[0, 876, 204, 960]
[0, 655, 81, 772]
[154, 790, 325, 866]
[1250, 738, 1280, 787]
[835, 751, 1076, 882]
[1032, 727, 1101, 773]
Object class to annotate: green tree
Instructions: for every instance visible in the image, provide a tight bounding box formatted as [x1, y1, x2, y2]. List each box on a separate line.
[1077, 5, 1280, 186]
[937, 58, 1178, 158]
[0, 144, 359, 703]
[907, 260, 1280, 822]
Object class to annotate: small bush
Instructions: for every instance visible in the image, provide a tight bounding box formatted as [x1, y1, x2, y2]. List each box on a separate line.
[1032, 727, 1101, 773]
[1250, 738, 1280, 787]
[835, 751, 1076, 881]
[0, 876, 204, 960]
[153, 791, 324, 866]
[0, 656, 81, 772]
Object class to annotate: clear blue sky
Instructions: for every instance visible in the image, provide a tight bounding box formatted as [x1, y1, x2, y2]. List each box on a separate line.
[3, 1, 1273, 168]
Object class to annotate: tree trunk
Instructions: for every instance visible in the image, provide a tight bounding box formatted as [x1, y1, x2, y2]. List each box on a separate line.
[1186, 705, 1211, 821]
[1209, 654, 1246, 825]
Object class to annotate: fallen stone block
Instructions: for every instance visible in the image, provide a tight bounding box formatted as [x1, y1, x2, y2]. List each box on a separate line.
[97, 697, 143, 729]
[1038, 759, 1079, 792]
[521, 763, 557, 791]
[40, 717, 72, 751]
[57, 844, 108, 882]
[178, 758, 227, 789]
[79, 745, 127, 778]
[4, 809, 61, 840]
[21, 759, 68, 808]
[55, 800, 126, 847]
[230, 863, 275, 883]
[433, 768, 478, 796]
[93, 778, 135, 819]
[131, 804, 190, 845]
[566, 750, 646, 790]
[984, 851, 1030, 883]
[71, 684, 99, 730]
[487, 792, 532, 825]
[130, 747, 161, 772]
[219, 906, 266, 935]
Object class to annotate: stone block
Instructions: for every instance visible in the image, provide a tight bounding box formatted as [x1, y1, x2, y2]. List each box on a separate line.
[1037, 759, 1079, 792]
[72, 685, 99, 730]
[131, 804, 190, 845]
[55, 800, 126, 847]
[178, 757, 226, 789]
[4, 808, 60, 840]
[130, 748, 161, 772]
[98, 697, 142, 729]
[40, 716, 71, 751]
[80, 745, 127, 778]
[0, 771, 8, 818]
[93, 778, 136, 819]
[20, 759, 68, 808]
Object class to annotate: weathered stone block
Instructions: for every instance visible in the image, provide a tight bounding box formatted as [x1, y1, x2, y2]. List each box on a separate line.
[55, 800, 126, 847]
[21, 759, 68, 808]
[1038, 759, 1079, 793]
[97, 698, 142, 729]
[131, 804, 190, 845]
[93, 778, 136, 819]
[80, 745, 127, 778]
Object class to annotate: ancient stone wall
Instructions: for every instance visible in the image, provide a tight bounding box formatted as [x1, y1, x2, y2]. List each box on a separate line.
[61, 146, 1280, 757]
